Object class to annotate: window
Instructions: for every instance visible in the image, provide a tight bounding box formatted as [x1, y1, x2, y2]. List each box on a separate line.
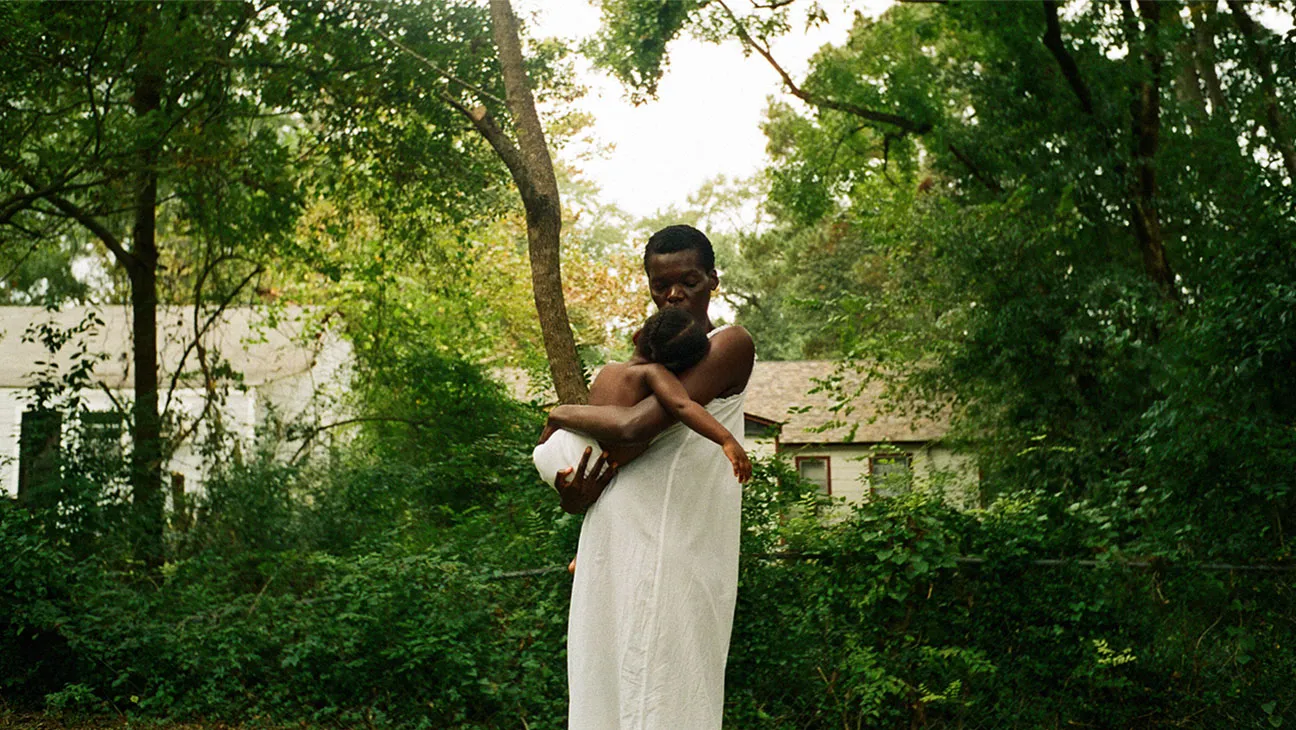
[80, 410, 124, 462]
[796, 456, 831, 496]
[743, 419, 779, 442]
[869, 453, 911, 498]
[18, 409, 62, 508]
[77, 410, 126, 482]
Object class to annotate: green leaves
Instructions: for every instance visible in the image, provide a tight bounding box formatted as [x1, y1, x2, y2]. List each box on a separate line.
[586, 0, 705, 102]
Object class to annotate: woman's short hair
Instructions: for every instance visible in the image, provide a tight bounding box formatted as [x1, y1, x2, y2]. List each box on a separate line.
[639, 307, 710, 373]
[643, 224, 715, 272]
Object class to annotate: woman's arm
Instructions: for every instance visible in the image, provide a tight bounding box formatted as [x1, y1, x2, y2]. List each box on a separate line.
[547, 326, 755, 445]
[546, 327, 754, 508]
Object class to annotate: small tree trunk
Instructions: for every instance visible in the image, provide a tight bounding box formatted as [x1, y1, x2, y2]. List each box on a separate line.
[1191, 3, 1230, 118]
[129, 25, 165, 569]
[487, 0, 589, 405]
[1125, 1, 1178, 302]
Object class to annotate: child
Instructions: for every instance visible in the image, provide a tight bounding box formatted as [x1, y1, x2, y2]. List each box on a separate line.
[534, 308, 752, 574]
[533, 307, 752, 494]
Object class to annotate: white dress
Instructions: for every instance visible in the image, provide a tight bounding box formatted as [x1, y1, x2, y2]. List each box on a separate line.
[562, 328, 745, 730]
[533, 429, 601, 489]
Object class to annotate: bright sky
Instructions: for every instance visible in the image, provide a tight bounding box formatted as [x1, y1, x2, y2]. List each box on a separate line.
[520, 1, 1290, 224]
[521, 0, 893, 222]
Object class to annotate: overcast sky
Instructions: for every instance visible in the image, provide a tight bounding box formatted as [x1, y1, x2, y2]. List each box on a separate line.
[520, 0, 892, 222]
[520, 1, 1292, 224]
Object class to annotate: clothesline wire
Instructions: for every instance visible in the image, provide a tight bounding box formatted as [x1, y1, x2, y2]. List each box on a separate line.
[484, 553, 1296, 581]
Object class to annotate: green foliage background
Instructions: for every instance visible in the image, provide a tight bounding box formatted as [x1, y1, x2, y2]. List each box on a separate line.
[4, 0, 1296, 728]
[5, 440, 1295, 728]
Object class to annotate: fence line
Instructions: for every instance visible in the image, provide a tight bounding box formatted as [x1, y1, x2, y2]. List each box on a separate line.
[485, 553, 1296, 581]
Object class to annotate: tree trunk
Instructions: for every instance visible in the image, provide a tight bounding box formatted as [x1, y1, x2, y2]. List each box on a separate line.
[1191, 3, 1229, 118]
[487, 0, 589, 405]
[1126, 1, 1178, 302]
[129, 15, 165, 569]
[1166, 10, 1209, 118]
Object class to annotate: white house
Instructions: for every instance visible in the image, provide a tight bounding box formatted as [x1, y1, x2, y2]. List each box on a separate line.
[0, 305, 351, 501]
[493, 359, 979, 509]
[742, 361, 979, 509]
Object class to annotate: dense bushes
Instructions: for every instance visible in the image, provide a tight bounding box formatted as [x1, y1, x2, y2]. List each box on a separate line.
[730, 491, 1296, 728]
[5, 453, 1294, 728]
[3, 337, 1292, 728]
[1, 451, 577, 728]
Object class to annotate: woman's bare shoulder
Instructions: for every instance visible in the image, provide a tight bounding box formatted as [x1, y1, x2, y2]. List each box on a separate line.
[708, 325, 755, 360]
[682, 325, 754, 399]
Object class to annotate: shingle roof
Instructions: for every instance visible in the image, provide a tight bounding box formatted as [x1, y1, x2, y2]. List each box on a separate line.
[743, 360, 950, 444]
[491, 359, 952, 445]
[0, 305, 326, 388]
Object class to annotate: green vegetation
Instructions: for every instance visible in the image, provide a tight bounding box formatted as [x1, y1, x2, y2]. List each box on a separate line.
[3, 0, 1295, 727]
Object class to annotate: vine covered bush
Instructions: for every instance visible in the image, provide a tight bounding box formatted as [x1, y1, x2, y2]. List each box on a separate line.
[4, 452, 1294, 728]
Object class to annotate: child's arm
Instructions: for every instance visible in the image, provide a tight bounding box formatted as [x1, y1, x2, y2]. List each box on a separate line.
[643, 364, 752, 482]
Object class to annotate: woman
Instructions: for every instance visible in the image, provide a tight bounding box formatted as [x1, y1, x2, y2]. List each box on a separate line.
[540, 224, 755, 729]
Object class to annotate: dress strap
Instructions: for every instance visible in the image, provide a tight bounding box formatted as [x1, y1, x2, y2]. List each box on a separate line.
[707, 323, 733, 339]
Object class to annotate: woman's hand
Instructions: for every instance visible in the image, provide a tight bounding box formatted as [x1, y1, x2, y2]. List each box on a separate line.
[538, 422, 558, 445]
[555, 446, 617, 515]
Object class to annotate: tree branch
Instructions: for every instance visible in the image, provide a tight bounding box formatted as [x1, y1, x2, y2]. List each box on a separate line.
[161, 254, 264, 429]
[717, 0, 1015, 196]
[946, 143, 1002, 194]
[438, 91, 535, 202]
[1227, 0, 1296, 181]
[368, 24, 507, 107]
[1041, 0, 1095, 116]
[0, 242, 40, 287]
[38, 188, 136, 270]
[291, 415, 434, 463]
[0, 175, 111, 226]
[164, 265, 265, 451]
[715, 0, 932, 136]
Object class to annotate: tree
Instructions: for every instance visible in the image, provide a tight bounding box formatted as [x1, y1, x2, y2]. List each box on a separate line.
[594, 1, 1296, 557]
[0, 0, 525, 565]
[0, 3, 303, 565]
[369, 0, 589, 404]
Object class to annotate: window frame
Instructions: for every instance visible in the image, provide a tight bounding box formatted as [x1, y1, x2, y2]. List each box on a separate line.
[795, 455, 832, 496]
[867, 451, 912, 498]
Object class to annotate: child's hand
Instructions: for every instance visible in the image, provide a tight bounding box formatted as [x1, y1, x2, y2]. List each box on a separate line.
[723, 439, 752, 483]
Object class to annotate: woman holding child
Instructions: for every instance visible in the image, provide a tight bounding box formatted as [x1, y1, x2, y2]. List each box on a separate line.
[535, 224, 755, 730]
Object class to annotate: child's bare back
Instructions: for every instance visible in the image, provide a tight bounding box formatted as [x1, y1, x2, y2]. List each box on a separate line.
[588, 362, 658, 409]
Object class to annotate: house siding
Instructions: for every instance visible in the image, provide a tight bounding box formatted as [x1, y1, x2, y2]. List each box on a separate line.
[0, 386, 261, 501]
[779, 442, 978, 509]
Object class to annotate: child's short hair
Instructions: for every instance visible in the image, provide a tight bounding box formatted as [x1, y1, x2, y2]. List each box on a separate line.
[638, 308, 710, 373]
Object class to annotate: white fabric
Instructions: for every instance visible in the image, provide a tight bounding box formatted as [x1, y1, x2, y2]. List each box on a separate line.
[563, 326, 745, 730]
[533, 429, 601, 489]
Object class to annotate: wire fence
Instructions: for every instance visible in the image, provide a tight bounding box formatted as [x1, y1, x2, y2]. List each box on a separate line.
[485, 552, 1296, 581]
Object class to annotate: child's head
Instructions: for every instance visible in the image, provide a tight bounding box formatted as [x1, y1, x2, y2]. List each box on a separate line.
[637, 308, 710, 373]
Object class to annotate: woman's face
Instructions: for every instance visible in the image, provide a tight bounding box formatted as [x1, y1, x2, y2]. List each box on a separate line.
[645, 249, 718, 327]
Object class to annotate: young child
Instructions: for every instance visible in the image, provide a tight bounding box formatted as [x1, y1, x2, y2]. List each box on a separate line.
[533, 307, 752, 494]
[534, 308, 752, 575]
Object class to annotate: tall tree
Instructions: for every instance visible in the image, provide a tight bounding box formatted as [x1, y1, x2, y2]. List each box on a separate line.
[0, 3, 301, 565]
[371, 0, 589, 403]
[594, 1, 1296, 556]
[0, 0, 523, 564]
